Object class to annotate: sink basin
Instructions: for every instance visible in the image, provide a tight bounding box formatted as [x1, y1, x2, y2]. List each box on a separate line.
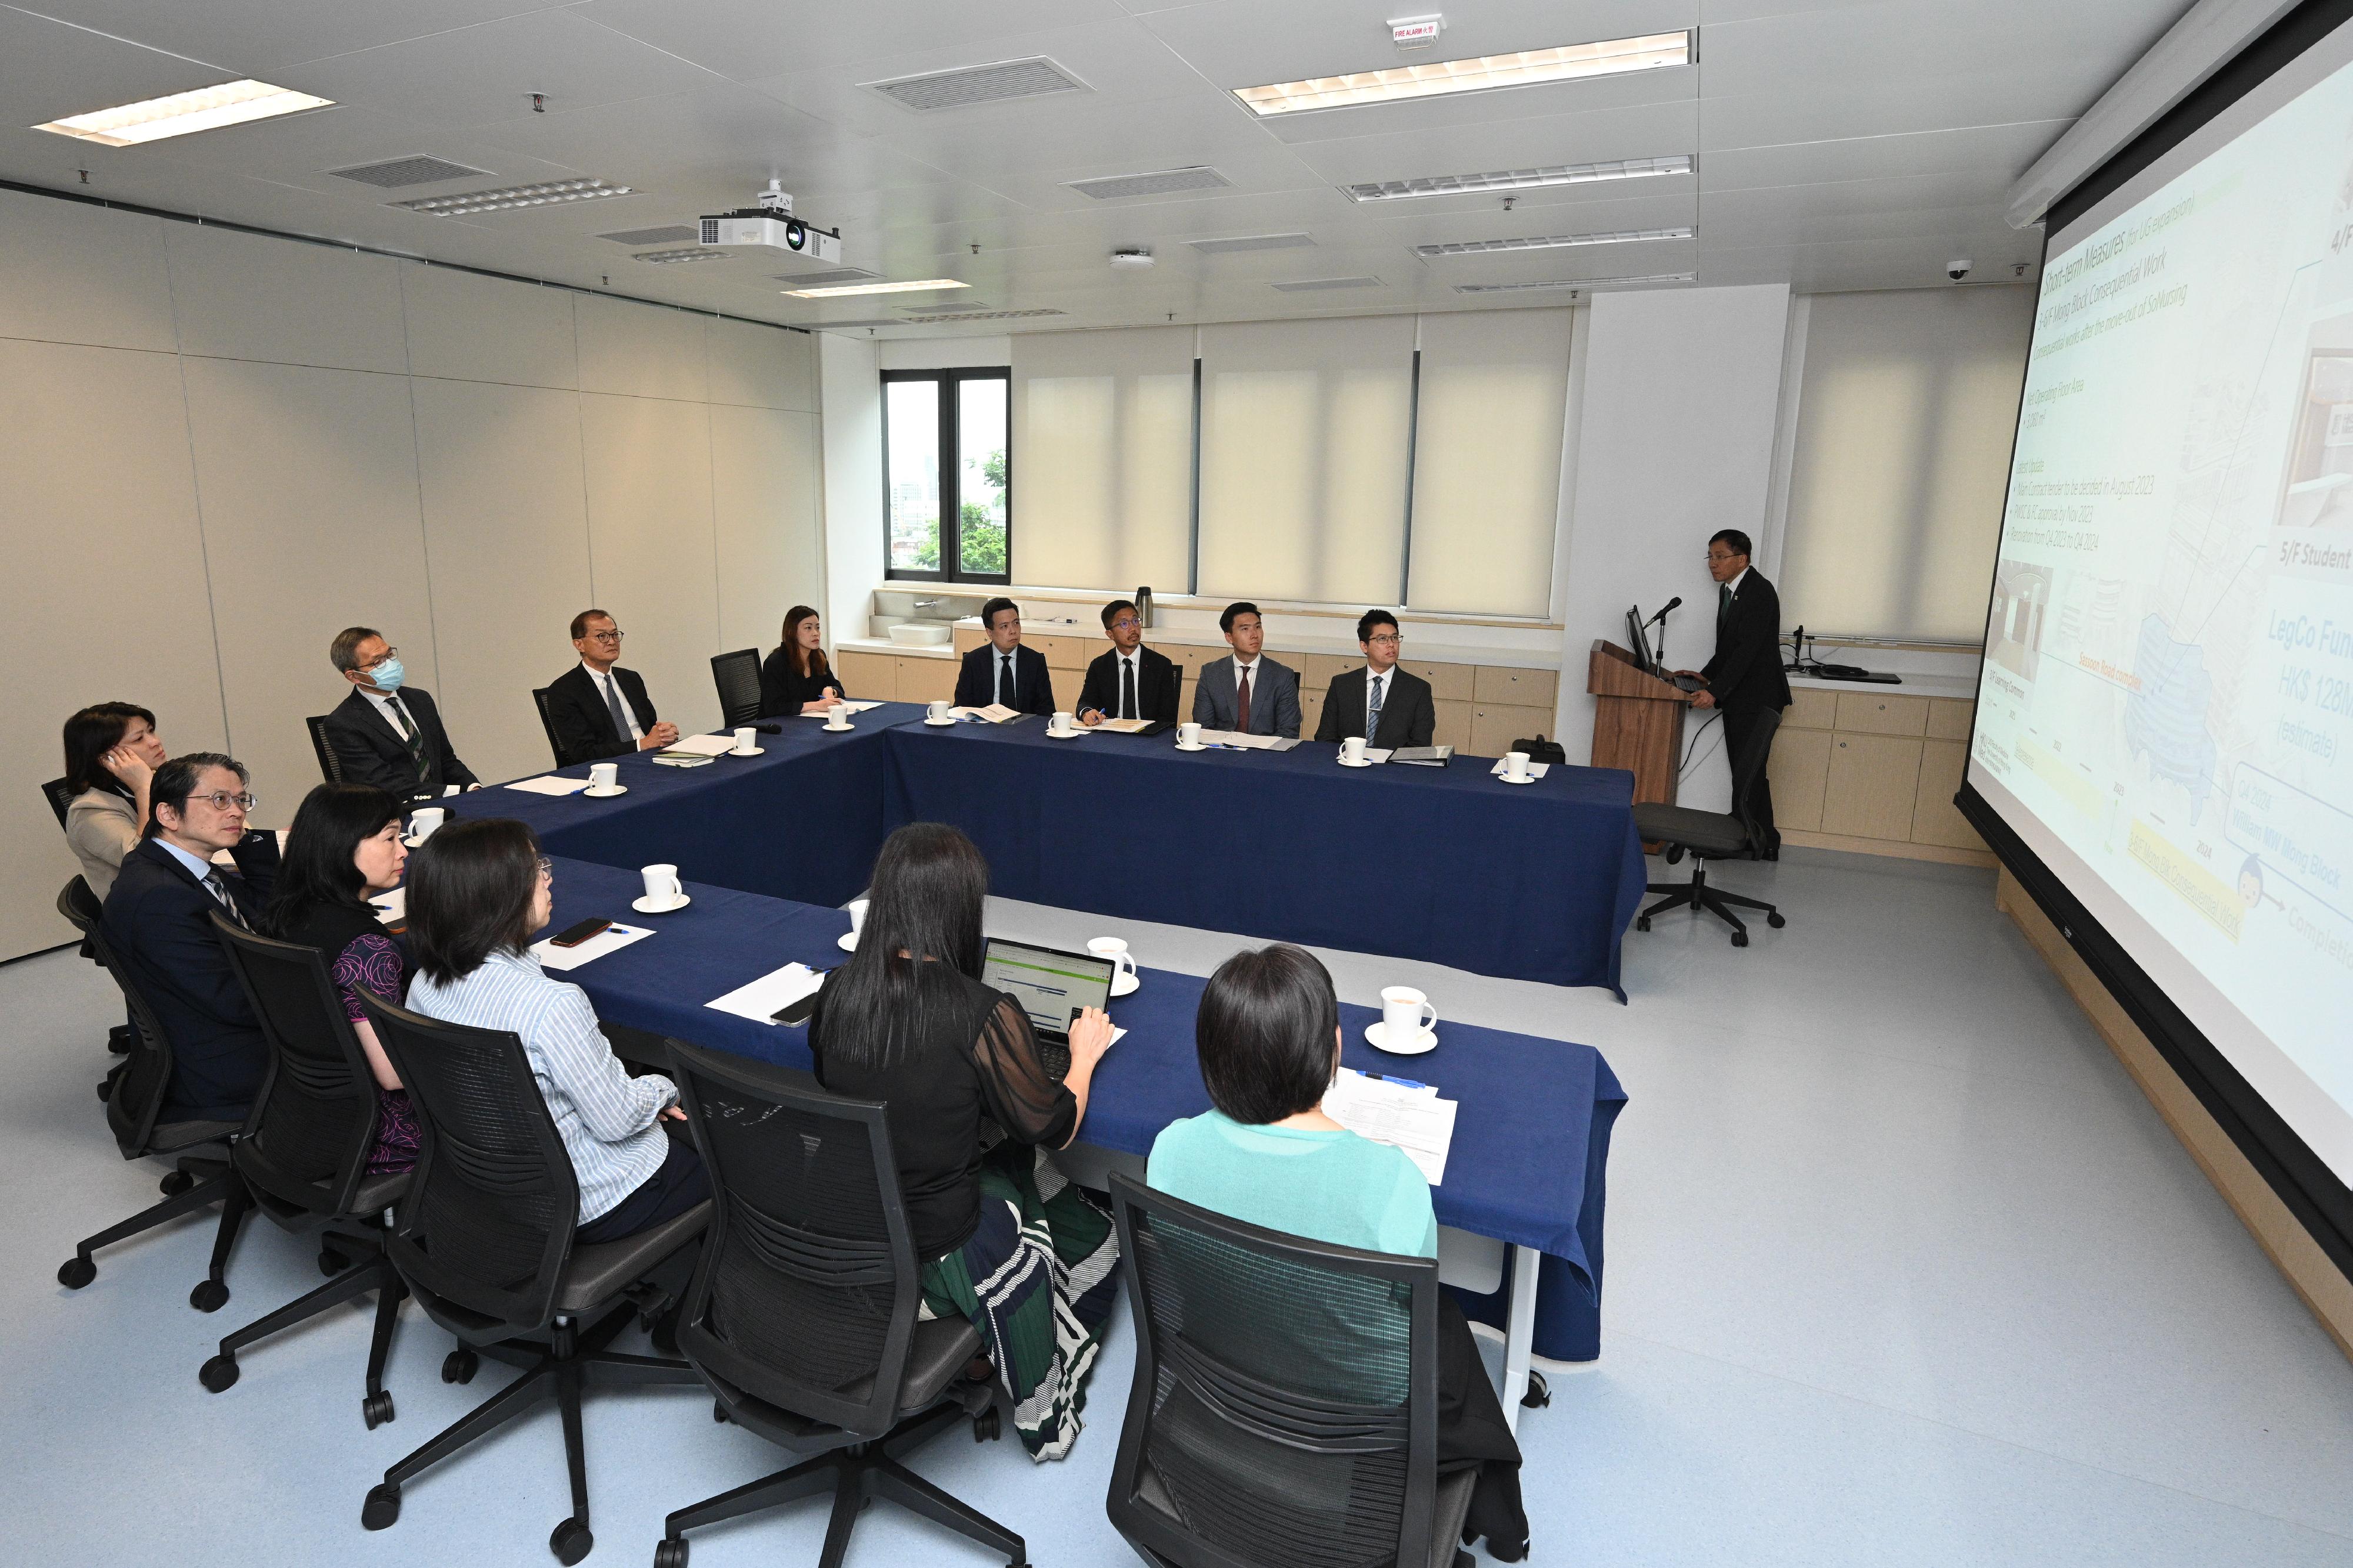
[889, 623, 952, 646]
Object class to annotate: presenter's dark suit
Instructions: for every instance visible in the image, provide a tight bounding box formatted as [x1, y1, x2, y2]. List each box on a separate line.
[954, 643, 1056, 716]
[544, 663, 658, 766]
[1076, 646, 1181, 725]
[322, 686, 478, 799]
[1193, 655, 1302, 738]
[1315, 665, 1435, 749]
[1700, 569, 1793, 854]
[102, 838, 275, 1122]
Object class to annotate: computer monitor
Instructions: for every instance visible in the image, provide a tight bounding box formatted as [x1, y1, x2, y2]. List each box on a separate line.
[1626, 605, 1658, 675]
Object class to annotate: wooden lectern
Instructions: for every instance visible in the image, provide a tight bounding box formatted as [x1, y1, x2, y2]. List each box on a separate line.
[1588, 640, 1691, 806]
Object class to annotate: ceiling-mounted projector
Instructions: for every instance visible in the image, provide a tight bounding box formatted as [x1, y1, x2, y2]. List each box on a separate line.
[699, 179, 842, 268]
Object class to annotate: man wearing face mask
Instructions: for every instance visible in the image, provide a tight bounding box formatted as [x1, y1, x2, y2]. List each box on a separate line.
[319, 626, 480, 801]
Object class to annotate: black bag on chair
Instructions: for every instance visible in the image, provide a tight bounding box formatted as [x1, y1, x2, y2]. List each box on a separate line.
[1512, 734, 1568, 766]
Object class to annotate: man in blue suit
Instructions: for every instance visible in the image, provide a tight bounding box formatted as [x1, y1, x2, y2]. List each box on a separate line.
[953, 596, 1056, 716]
[1192, 602, 1301, 738]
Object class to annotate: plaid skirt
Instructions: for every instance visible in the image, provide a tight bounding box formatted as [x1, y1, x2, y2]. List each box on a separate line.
[919, 1143, 1118, 1460]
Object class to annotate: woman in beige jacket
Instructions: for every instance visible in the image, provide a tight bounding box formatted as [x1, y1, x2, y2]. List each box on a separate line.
[61, 702, 167, 899]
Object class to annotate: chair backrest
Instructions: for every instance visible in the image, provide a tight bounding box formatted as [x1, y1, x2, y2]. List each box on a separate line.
[304, 716, 344, 783]
[358, 989, 578, 1332]
[1104, 1172, 1441, 1568]
[531, 686, 569, 769]
[1725, 706, 1782, 852]
[211, 915, 384, 1217]
[41, 776, 75, 830]
[711, 648, 765, 728]
[56, 878, 180, 1157]
[669, 1040, 923, 1440]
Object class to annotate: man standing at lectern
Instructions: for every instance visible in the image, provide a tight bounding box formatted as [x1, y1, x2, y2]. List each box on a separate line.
[1677, 529, 1791, 858]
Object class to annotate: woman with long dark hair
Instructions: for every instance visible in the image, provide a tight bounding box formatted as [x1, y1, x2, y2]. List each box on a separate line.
[268, 783, 422, 1173]
[758, 603, 848, 716]
[60, 701, 167, 898]
[806, 822, 1116, 1460]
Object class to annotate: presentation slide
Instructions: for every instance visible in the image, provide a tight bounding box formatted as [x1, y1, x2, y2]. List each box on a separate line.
[1972, 24, 2353, 1185]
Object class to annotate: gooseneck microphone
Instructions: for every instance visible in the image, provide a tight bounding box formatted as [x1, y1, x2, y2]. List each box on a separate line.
[1645, 596, 1683, 625]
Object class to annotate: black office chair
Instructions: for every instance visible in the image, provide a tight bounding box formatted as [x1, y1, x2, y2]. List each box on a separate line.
[200, 915, 411, 1425]
[711, 648, 765, 728]
[52, 878, 252, 1310]
[41, 774, 75, 829]
[1102, 1172, 1474, 1568]
[652, 1042, 1017, 1568]
[532, 686, 571, 769]
[305, 715, 345, 783]
[1633, 707, 1788, 946]
[356, 992, 707, 1564]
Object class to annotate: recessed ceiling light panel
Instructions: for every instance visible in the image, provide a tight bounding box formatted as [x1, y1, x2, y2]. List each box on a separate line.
[774, 268, 878, 289]
[782, 278, 969, 299]
[1065, 167, 1232, 201]
[1417, 226, 1692, 258]
[1189, 232, 1317, 254]
[35, 79, 335, 146]
[1345, 155, 1693, 202]
[1454, 272, 1694, 293]
[395, 178, 632, 217]
[1271, 276, 1384, 292]
[904, 309, 1068, 322]
[634, 248, 731, 265]
[864, 56, 1089, 112]
[1237, 31, 1689, 116]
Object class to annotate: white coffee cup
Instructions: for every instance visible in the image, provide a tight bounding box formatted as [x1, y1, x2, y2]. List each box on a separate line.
[589, 762, 619, 793]
[847, 898, 869, 936]
[641, 863, 682, 909]
[408, 806, 446, 842]
[928, 700, 952, 722]
[1087, 936, 1137, 987]
[826, 706, 852, 730]
[1176, 722, 1202, 748]
[733, 726, 756, 755]
[1341, 736, 1367, 764]
[1050, 710, 1075, 735]
[1504, 750, 1531, 781]
[1381, 986, 1437, 1042]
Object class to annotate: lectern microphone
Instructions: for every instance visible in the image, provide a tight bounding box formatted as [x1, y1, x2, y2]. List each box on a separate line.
[1645, 596, 1682, 625]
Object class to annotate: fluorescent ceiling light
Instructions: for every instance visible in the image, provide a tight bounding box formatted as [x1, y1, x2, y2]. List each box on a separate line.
[782, 278, 969, 299]
[1235, 31, 1689, 116]
[395, 179, 632, 217]
[1454, 272, 1694, 293]
[1347, 155, 1692, 202]
[1417, 226, 1692, 258]
[34, 79, 334, 146]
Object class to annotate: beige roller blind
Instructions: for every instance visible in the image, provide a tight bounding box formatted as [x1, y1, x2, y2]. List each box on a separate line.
[1406, 307, 1571, 616]
[1197, 315, 1415, 604]
[1779, 286, 2035, 639]
[1009, 325, 1194, 590]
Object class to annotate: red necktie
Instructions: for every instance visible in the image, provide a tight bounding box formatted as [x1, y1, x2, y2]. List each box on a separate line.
[1235, 665, 1252, 732]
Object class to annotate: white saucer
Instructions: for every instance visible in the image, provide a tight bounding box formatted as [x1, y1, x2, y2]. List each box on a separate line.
[1174, 742, 1207, 752]
[728, 747, 764, 758]
[1337, 756, 1374, 768]
[632, 894, 691, 915]
[401, 835, 431, 849]
[1498, 773, 1538, 786]
[1364, 1020, 1437, 1055]
[922, 716, 958, 726]
[822, 724, 854, 735]
[1111, 972, 1139, 999]
[585, 785, 629, 798]
[837, 931, 859, 952]
[1048, 728, 1085, 740]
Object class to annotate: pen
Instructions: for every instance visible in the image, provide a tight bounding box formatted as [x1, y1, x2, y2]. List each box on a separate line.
[1374, 1073, 1428, 1089]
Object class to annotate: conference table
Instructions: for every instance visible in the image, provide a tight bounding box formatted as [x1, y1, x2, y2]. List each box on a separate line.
[530, 853, 1627, 1428]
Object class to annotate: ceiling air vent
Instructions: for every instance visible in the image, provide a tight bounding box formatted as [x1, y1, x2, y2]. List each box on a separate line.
[1190, 232, 1316, 254]
[1271, 276, 1382, 292]
[326, 155, 489, 189]
[774, 268, 877, 289]
[599, 225, 699, 246]
[905, 309, 1068, 322]
[863, 56, 1090, 112]
[805, 319, 908, 331]
[1066, 166, 1231, 201]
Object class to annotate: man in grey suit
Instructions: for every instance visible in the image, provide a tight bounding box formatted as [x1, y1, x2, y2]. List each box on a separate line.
[1192, 602, 1302, 738]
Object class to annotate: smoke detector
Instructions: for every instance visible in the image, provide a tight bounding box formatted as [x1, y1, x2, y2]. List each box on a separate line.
[1109, 248, 1155, 269]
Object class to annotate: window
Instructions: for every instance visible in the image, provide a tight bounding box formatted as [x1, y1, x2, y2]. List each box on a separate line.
[882, 368, 1009, 583]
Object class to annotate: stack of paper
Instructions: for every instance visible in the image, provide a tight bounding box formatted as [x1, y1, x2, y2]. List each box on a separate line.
[506, 775, 592, 796]
[949, 704, 1020, 723]
[802, 700, 885, 718]
[1094, 718, 1154, 734]
[705, 962, 826, 1025]
[531, 923, 654, 971]
[665, 733, 745, 757]
[1323, 1068, 1458, 1185]
[1195, 729, 1297, 752]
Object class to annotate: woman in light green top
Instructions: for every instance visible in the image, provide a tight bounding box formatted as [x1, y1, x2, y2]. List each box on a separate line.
[1146, 944, 1527, 1562]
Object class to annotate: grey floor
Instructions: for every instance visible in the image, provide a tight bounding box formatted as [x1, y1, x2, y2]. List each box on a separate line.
[5, 849, 2351, 1567]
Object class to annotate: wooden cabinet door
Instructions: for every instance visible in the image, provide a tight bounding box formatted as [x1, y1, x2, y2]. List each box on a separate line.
[1834, 692, 1928, 736]
[1470, 705, 1552, 758]
[1821, 734, 1925, 840]
[836, 650, 898, 701]
[1784, 688, 1839, 730]
[894, 656, 959, 704]
[1909, 739, 1984, 848]
[1474, 665, 1559, 708]
[1401, 659, 1473, 702]
[1298, 688, 1325, 740]
[1767, 726, 1832, 832]
[1433, 699, 1473, 752]
[1925, 698, 1975, 740]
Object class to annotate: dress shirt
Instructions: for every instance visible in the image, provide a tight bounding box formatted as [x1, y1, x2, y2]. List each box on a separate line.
[1719, 566, 1751, 613]
[154, 838, 217, 882]
[581, 660, 644, 742]
[361, 685, 423, 742]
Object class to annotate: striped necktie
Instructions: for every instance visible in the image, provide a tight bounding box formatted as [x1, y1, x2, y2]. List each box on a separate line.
[600, 670, 632, 739]
[383, 697, 430, 783]
[1367, 673, 1386, 740]
[204, 870, 248, 929]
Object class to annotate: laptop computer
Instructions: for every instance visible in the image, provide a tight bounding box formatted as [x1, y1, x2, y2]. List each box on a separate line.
[981, 938, 1116, 1081]
[1628, 604, 1705, 692]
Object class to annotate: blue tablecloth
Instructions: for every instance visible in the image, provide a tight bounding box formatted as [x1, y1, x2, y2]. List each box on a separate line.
[883, 721, 1651, 999]
[540, 855, 1627, 1362]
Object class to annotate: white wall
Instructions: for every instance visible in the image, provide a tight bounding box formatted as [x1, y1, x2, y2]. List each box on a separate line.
[2, 188, 822, 960]
[820, 332, 884, 646]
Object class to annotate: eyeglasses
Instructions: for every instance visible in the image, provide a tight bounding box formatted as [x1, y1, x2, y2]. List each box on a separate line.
[361, 645, 399, 669]
[1367, 633, 1402, 647]
[1705, 551, 1741, 564]
[584, 630, 624, 644]
[1108, 617, 1142, 631]
[536, 856, 554, 878]
[194, 790, 258, 812]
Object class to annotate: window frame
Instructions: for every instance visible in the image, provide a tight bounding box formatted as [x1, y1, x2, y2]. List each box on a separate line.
[881, 366, 1012, 585]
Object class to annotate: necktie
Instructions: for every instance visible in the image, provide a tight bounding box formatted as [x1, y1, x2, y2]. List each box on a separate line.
[1235, 664, 1252, 733]
[1368, 673, 1385, 740]
[998, 653, 1014, 706]
[385, 698, 430, 783]
[1121, 657, 1137, 720]
[1718, 582, 1733, 630]
[204, 870, 248, 930]
[601, 670, 632, 739]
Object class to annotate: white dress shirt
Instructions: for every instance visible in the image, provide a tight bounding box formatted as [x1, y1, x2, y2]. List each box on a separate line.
[361, 685, 421, 740]
[581, 661, 645, 742]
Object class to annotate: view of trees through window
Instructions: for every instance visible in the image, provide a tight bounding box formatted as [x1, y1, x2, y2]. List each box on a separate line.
[883, 368, 1008, 582]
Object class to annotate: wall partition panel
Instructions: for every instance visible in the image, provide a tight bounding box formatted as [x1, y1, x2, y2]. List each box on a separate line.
[1008, 325, 1194, 591]
[1197, 315, 1415, 605]
[708, 316, 818, 413]
[579, 393, 724, 738]
[576, 292, 709, 403]
[714, 405, 825, 658]
[162, 222, 408, 375]
[0, 189, 178, 353]
[1407, 308, 1573, 618]
[399, 262, 579, 391]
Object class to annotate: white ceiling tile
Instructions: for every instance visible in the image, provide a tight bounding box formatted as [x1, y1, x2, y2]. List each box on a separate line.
[868, 92, 1278, 189]
[572, 0, 1126, 82]
[1255, 67, 1697, 146]
[0, 5, 228, 126]
[1700, 120, 2069, 189]
[20, 0, 568, 76]
[1282, 98, 1699, 185]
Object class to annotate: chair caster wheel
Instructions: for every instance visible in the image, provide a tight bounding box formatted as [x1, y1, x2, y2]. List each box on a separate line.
[712, 1399, 729, 1423]
[199, 1353, 240, 1393]
[1731, 930, 1749, 948]
[190, 1279, 229, 1313]
[160, 1169, 195, 1197]
[1766, 912, 1786, 929]
[654, 1538, 689, 1568]
[320, 1246, 351, 1276]
[442, 1349, 479, 1384]
[58, 1255, 96, 1290]
[1521, 1370, 1551, 1409]
[362, 1482, 401, 1531]
[551, 1516, 593, 1565]
[973, 1407, 1001, 1442]
[1634, 916, 1651, 932]
[362, 1389, 395, 1429]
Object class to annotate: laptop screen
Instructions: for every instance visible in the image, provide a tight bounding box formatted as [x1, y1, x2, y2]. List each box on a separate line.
[982, 939, 1115, 1042]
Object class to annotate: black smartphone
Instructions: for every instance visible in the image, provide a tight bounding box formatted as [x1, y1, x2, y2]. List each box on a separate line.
[769, 992, 820, 1026]
[549, 917, 613, 948]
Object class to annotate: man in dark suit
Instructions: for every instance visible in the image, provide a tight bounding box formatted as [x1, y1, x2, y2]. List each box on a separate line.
[1192, 602, 1302, 738]
[1076, 598, 1181, 726]
[321, 626, 479, 800]
[1316, 609, 1435, 749]
[1679, 529, 1792, 856]
[102, 753, 275, 1122]
[543, 609, 681, 765]
[953, 597, 1056, 716]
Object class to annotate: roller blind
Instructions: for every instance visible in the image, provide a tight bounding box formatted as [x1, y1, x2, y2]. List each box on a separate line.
[1008, 325, 1194, 590]
[1778, 286, 2035, 639]
[1197, 315, 1415, 604]
[1405, 308, 1571, 616]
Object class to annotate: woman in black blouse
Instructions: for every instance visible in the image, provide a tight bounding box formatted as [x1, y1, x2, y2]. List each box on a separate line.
[758, 604, 847, 716]
[808, 822, 1116, 1460]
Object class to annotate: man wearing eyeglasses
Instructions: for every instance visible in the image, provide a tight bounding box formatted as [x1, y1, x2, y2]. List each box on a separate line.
[321, 626, 480, 801]
[1315, 609, 1435, 750]
[542, 609, 680, 765]
[1076, 598, 1181, 726]
[101, 753, 276, 1121]
[1675, 529, 1792, 858]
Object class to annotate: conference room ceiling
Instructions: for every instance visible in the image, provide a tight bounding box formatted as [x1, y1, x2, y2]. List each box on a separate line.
[0, 0, 2194, 335]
